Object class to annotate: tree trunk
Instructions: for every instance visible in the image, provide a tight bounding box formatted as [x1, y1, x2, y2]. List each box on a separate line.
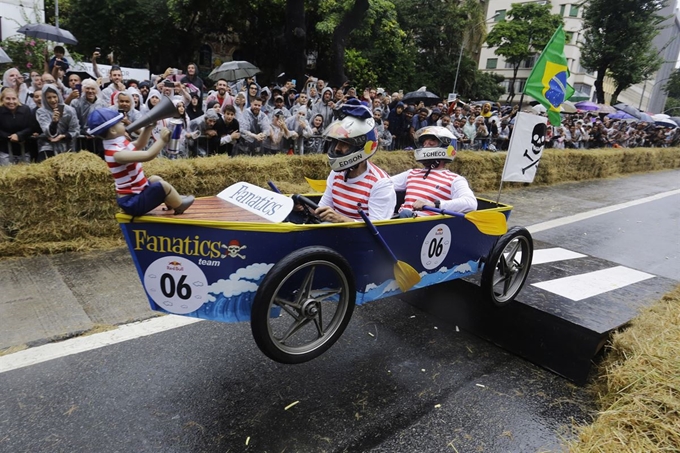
[285, 0, 307, 92]
[507, 63, 520, 103]
[594, 64, 607, 104]
[329, 0, 370, 87]
[611, 86, 623, 107]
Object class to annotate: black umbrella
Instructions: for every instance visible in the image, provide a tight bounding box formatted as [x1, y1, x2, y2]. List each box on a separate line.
[66, 63, 95, 81]
[17, 23, 78, 45]
[0, 47, 12, 64]
[402, 90, 440, 106]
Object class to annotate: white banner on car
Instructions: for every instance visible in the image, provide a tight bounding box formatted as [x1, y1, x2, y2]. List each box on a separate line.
[501, 112, 549, 183]
[217, 182, 294, 223]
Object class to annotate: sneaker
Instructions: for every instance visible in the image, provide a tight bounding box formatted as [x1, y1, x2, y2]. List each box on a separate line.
[173, 195, 195, 215]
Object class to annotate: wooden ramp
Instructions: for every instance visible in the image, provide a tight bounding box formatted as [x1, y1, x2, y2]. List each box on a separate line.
[145, 196, 268, 223]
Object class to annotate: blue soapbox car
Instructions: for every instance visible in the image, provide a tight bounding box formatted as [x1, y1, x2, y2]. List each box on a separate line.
[117, 182, 533, 364]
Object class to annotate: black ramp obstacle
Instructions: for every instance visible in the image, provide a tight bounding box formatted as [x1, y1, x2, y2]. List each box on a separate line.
[403, 241, 677, 385]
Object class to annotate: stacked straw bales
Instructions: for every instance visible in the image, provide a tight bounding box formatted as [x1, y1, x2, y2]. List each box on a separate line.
[1, 147, 679, 257]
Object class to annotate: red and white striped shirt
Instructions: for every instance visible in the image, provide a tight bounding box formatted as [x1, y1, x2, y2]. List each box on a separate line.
[319, 162, 395, 220]
[391, 168, 477, 214]
[104, 137, 149, 195]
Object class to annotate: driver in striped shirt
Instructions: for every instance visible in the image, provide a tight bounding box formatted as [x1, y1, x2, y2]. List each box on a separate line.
[315, 99, 396, 223]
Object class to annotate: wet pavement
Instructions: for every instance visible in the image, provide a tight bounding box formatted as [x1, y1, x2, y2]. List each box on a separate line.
[0, 169, 678, 452]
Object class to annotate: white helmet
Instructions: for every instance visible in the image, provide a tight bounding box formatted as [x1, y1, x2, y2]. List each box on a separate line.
[325, 108, 378, 172]
[413, 126, 456, 163]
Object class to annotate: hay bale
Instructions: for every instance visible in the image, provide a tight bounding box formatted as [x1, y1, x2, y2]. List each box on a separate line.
[1, 147, 679, 257]
[568, 284, 680, 452]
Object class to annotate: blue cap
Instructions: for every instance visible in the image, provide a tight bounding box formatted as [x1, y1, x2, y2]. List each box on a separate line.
[87, 108, 124, 136]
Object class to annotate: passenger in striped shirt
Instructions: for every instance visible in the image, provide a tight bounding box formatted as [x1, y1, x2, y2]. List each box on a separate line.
[87, 108, 194, 216]
[392, 126, 476, 218]
[315, 99, 396, 223]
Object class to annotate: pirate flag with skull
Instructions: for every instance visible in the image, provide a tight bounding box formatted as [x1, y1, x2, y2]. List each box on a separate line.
[501, 112, 549, 183]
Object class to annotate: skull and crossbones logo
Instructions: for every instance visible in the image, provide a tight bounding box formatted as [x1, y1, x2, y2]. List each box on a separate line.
[521, 122, 547, 174]
[221, 240, 247, 259]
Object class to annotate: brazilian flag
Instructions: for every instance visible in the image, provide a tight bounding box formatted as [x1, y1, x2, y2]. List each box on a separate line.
[524, 25, 574, 126]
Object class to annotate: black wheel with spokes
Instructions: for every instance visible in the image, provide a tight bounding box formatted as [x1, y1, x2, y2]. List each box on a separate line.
[480, 227, 533, 307]
[250, 246, 356, 364]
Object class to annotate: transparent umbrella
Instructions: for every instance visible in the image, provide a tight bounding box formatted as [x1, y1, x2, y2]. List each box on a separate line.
[0, 47, 11, 64]
[208, 61, 261, 82]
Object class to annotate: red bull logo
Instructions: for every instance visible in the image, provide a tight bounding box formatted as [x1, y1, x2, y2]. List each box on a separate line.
[166, 260, 184, 271]
[329, 123, 351, 138]
[436, 228, 444, 235]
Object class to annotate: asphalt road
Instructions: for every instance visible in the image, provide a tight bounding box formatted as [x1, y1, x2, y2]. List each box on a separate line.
[0, 169, 678, 453]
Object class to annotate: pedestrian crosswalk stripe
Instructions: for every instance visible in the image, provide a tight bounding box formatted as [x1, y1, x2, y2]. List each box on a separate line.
[531, 266, 655, 301]
[532, 247, 586, 265]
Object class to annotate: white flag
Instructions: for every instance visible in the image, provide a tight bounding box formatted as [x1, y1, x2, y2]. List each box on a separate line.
[501, 112, 548, 183]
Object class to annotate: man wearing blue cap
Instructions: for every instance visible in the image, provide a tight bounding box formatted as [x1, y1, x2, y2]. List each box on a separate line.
[87, 108, 194, 216]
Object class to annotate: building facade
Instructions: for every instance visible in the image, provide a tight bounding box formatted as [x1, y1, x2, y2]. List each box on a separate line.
[479, 0, 680, 113]
[0, 0, 44, 41]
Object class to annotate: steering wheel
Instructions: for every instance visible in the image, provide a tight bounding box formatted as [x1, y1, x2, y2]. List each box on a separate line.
[292, 194, 321, 224]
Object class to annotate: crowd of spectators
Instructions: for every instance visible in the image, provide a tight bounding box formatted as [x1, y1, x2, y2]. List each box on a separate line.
[2, 49, 679, 166]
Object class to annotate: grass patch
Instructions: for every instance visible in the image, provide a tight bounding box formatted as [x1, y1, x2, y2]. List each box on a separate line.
[0, 344, 28, 357]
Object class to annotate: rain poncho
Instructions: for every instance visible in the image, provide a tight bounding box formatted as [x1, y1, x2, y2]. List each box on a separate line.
[71, 79, 108, 135]
[35, 84, 80, 154]
[2, 69, 30, 107]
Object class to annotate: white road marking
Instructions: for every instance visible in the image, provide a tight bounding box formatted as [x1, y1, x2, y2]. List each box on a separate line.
[2, 188, 678, 373]
[532, 247, 586, 265]
[531, 266, 655, 301]
[527, 188, 680, 234]
[0, 316, 202, 374]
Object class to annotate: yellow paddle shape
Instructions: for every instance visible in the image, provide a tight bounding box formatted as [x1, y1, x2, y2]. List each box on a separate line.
[305, 177, 327, 193]
[422, 206, 507, 236]
[357, 208, 421, 292]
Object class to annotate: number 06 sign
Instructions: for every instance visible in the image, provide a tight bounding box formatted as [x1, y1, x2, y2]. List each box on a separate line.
[420, 224, 452, 270]
[143, 256, 209, 314]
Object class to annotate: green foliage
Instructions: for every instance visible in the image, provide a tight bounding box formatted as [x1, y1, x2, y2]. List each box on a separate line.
[344, 48, 377, 89]
[52, 0, 503, 98]
[609, 46, 663, 104]
[64, 0, 176, 68]
[664, 96, 680, 115]
[581, 0, 667, 102]
[390, 0, 486, 96]
[485, 2, 563, 66]
[467, 71, 505, 102]
[663, 69, 680, 98]
[484, 1, 562, 100]
[0, 37, 49, 72]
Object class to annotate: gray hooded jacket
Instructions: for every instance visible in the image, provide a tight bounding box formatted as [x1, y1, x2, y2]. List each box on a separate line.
[311, 87, 335, 128]
[36, 84, 80, 154]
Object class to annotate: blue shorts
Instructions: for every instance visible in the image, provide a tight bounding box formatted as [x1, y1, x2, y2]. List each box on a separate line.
[116, 181, 167, 216]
